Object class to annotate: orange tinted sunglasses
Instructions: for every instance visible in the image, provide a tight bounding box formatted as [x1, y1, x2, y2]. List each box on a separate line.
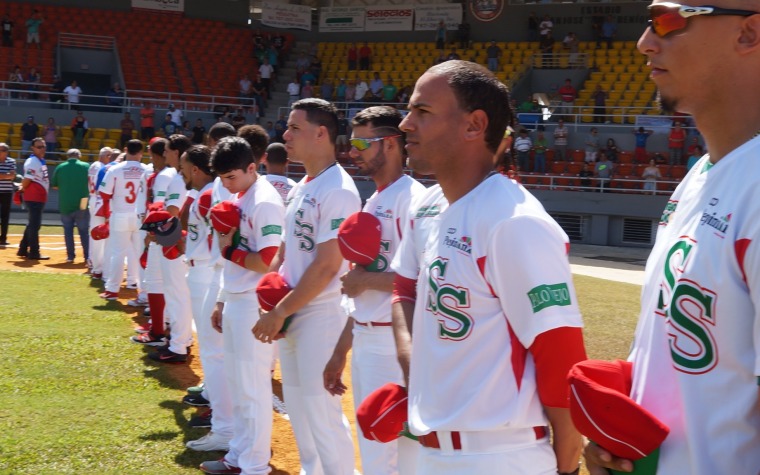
[648, 2, 759, 37]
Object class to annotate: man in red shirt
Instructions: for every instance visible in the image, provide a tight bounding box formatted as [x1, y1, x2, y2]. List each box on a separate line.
[668, 122, 686, 165]
[557, 78, 577, 119]
[348, 43, 358, 71]
[140, 102, 155, 140]
[359, 42, 372, 70]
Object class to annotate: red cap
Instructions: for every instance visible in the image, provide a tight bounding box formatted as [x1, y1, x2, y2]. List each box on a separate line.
[139, 248, 148, 269]
[141, 207, 173, 232]
[90, 223, 110, 240]
[13, 190, 22, 206]
[209, 201, 240, 235]
[356, 383, 408, 443]
[256, 272, 291, 311]
[568, 359, 669, 461]
[337, 211, 382, 266]
[197, 189, 213, 219]
[162, 244, 181, 260]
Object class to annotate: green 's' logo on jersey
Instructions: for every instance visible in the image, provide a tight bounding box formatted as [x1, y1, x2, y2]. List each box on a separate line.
[427, 257, 473, 341]
[659, 200, 678, 226]
[527, 283, 571, 313]
[261, 224, 282, 236]
[331, 218, 345, 230]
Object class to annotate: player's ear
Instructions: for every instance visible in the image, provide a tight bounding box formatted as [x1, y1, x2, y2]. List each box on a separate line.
[737, 14, 760, 53]
[464, 109, 488, 143]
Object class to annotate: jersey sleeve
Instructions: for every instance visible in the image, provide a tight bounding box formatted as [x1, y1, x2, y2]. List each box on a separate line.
[252, 201, 285, 252]
[99, 166, 116, 197]
[485, 215, 583, 348]
[315, 188, 360, 245]
[164, 177, 187, 210]
[391, 200, 419, 281]
[152, 172, 172, 203]
[735, 225, 760, 379]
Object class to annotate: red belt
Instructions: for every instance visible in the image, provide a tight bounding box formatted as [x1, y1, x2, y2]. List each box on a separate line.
[418, 426, 548, 450]
[354, 321, 393, 327]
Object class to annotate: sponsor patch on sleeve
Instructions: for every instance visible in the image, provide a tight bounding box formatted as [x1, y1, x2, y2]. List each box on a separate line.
[261, 224, 282, 236]
[527, 283, 572, 313]
[331, 218, 345, 230]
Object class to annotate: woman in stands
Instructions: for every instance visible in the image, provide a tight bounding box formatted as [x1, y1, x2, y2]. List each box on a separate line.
[604, 138, 619, 162]
[43, 117, 58, 160]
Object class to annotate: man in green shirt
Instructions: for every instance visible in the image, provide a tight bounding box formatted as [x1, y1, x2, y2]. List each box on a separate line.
[382, 79, 398, 102]
[51, 148, 90, 264]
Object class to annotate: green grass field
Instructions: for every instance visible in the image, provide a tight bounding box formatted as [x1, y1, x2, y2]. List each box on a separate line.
[0, 270, 642, 474]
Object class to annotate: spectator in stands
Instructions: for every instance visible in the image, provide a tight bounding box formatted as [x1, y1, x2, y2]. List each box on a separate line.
[311, 56, 323, 83]
[232, 109, 247, 129]
[563, 32, 580, 67]
[192, 118, 206, 145]
[514, 128, 533, 171]
[540, 32, 555, 67]
[517, 95, 538, 113]
[687, 145, 703, 171]
[301, 80, 314, 99]
[336, 110, 350, 154]
[686, 136, 702, 156]
[486, 40, 501, 72]
[539, 14, 553, 40]
[335, 78, 347, 105]
[167, 103, 183, 127]
[239, 74, 253, 108]
[396, 85, 411, 104]
[161, 113, 177, 137]
[266, 44, 279, 74]
[369, 72, 383, 100]
[21, 115, 39, 159]
[49, 74, 64, 106]
[594, 151, 613, 191]
[51, 148, 90, 264]
[264, 121, 276, 141]
[252, 74, 268, 114]
[1, 15, 13, 47]
[527, 12, 539, 42]
[641, 158, 661, 192]
[70, 111, 88, 149]
[296, 51, 310, 81]
[273, 120, 285, 144]
[558, 78, 577, 117]
[0, 142, 14, 246]
[63, 80, 82, 110]
[106, 82, 124, 112]
[43, 117, 58, 160]
[585, 127, 600, 163]
[592, 85, 607, 123]
[604, 138, 619, 162]
[553, 118, 569, 163]
[140, 102, 155, 140]
[26, 67, 41, 100]
[435, 20, 447, 51]
[382, 78, 398, 103]
[300, 69, 316, 88]
[25, 10, 43, 50]
[355, 78, 369, 102]
[600, 15, 617, 49]
[578, 162, 593, 190]
[458, 20, 470, 49]
[668, 122, 686, 165]
[8, 65, 23, 99]
[447, 48, 460, 61]
[120, 112, 135, 149]
[287, 77, 300, 106]
[359, 42, 372, 70]
[347, 43, 358, 71]
[534, 129, 548, 173]
[434, 50, 447, 65]
[320, 78, 334, 101]
[632, 126, 653, 163]
[259, 58, 275, 99]
[345, 80, 357, 104]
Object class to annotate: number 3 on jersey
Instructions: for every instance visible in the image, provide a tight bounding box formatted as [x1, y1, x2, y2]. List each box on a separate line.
[427, 257, 473, 341]
[125, 181, 137, 204]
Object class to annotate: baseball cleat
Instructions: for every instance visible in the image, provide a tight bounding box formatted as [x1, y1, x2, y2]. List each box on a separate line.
[182, 393, 210, 407]
[91, 272, 103, 280]
[186, 432, 230, 452]
[148, 349, 187, 363]
[130, 332, 167, 346]
[188, 409, 212, 428]
[199, 458, 241, 475]
[127, 298, 148, 307]
[99, 291, 119, 300]
[125, 283, 139, 290]
[134, 321, 152, 334]
[186, 382, 205, 395]
[143, 307, 151, 317]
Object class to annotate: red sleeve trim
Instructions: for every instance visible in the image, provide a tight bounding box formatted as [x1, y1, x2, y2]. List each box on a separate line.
[530, 326, 587, 408]
[392, 274, 417, 304]
[735, 238, 751, 284]
[259, 246, 278, 267]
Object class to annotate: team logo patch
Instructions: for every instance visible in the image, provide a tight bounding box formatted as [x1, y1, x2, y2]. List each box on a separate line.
[699, 211, 730, 238]
[415, 205, 440, 218]
[168, 193, 180, 200]
[659, 200, 678, 226]
[261, 224, 282, 236]
[331, 218, 345, 230]
[527, 283, 572, 313]
[443, 235, 472, 255]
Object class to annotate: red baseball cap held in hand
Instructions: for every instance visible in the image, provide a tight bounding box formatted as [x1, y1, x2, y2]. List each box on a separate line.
[568, 359, 669, 462]
[256, 272, 291, 311]
[337, 211, 382, 266]
[209, 201, 241, 235]
[90, 223, 110, 240]
[356, 383, 409, 443]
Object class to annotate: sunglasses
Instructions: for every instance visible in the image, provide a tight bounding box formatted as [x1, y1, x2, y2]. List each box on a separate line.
[350, 135, 401, 151]
[648, 2, 760, 37]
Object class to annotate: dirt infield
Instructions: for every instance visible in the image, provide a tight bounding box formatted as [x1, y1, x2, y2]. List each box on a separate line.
[0, 233, 363, 474]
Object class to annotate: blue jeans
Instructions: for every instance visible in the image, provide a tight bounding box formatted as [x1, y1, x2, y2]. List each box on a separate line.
[60, 209, 90, 261]
[19, 200, 44, 255]
[488, 58, 498, 72]
[534, 153, 546, 173]
[517, 151, 530, 172]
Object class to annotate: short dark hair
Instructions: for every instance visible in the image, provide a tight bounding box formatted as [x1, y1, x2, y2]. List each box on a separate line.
[426, 60, 512, 153]
[149, 138, 167, 156]
[167, 134, 192, 156]
[210, 136, 254, 175]
[351, 105, 406, 153]
[292, 98, 339, 144]
[208, 122, 236, 142]
[237, 124, 269, 160]
[126, 139, 144, 155]
[184, 145, 214, 177]
[265, 143, 289, 165]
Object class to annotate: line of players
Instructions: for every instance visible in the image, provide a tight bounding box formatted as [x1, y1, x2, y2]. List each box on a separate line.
[85, 101, 424, 475]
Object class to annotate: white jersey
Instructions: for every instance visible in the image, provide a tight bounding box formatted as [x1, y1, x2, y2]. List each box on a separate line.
[185, 182, 214, 262]
[280, 163, 361, 305]
[353, 175, 426, 324]
[265, 173, 296, 205]
[23, 154, 49, 191]
[391, 173, 582, 435]
[88, 161, 104, 213]
[99, 160, 147, 214]
[164, 171, 187, 212]
[629, 139, 760, 475]
[152, 167, 176, 205]
[221, 177, 285, 294]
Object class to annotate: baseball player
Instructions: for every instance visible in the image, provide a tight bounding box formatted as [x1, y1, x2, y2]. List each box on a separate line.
[391, 61, 586, 475]
[323, 106, 425, 475]
[88, 147, 113, 279]
[147, 134, 194, 363]
[253, 98, 360, 475]
[261, 142, 296, 205]
[585, 5, 760, 474]
[98, 140, 148, 300]
[199, 136, 285, 475]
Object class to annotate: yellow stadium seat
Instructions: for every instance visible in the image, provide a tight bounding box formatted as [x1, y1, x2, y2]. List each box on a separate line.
[90, 128, 107, 139]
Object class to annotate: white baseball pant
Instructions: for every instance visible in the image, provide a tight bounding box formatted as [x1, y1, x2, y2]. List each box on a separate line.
[279, 299, 355, 475]
[142, 242, 163, 294]
[104, 212, 142, 293]
[159, 252, 192, 354]
[187, 261, 232, 439]
[222, 291, 273, 475]
[89, 213, 106, 275]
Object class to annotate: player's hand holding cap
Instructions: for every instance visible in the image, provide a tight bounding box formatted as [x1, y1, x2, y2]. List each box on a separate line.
[337, 211, 382, 266]
[209, 201, 240, 235]
[256, 272, 294, 333]
[356, 383, 409, 443]
[141, 203, 182, 247]
[90, 222, 110, 240]
[568, 359, 669, 474]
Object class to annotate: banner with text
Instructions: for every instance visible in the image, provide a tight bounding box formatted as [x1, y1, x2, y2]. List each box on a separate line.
[320, 7, 366, 32]
[262, 2, 312, 31]
[414, 4, 462, 31]
[131, 0, 184, 13]
[364, 6, 415, 32]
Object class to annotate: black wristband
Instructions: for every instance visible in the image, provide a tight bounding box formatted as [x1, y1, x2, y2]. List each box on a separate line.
[223, 245, 235, 261]
[558, 468, 580, 475]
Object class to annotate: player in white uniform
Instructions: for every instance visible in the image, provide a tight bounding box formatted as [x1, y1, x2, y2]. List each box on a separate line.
[585, 4, 760, 474]
[253, 99, 360, 475]
[261, 142, 296, 205]
[148, 134, 194, 363]
[392, 61, 586, 475]
[199, 136, 285, 475]
[99, 140, 148, 300]
[323, 106, 424, 475]
[87, 147, 113, 279]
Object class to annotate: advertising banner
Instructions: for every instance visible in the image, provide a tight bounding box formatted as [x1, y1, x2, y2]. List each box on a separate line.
[414, 4, 462, 31]
[131, 0, 184, 13]
[320, 6, 366, 32]
[364, 6, 414, 32]
[262, 1, 312, 31]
